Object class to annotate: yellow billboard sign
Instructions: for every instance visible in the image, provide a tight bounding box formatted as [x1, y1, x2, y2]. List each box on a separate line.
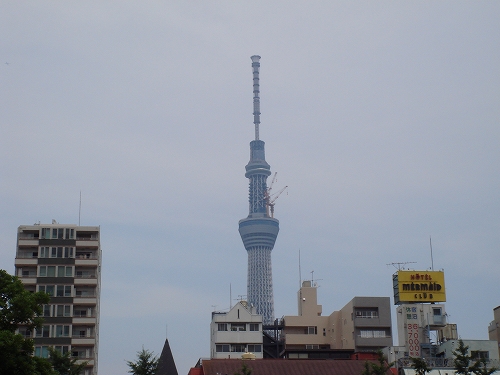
[393, 271, 446, 304]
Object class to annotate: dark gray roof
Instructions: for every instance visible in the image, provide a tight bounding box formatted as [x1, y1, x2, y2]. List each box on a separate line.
[156, 338, 178, 375]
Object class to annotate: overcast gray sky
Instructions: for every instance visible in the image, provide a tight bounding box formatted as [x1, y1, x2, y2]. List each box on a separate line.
[1, 1, 499, 374]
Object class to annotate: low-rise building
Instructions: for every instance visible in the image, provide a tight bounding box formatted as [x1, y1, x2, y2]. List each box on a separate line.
[281, 281, 392, 358]
[210, 301, 263, 359]
[488, 306, 500, 358]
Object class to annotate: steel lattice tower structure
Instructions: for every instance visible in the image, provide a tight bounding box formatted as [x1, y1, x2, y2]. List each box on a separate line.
[238, 55, 279, 325]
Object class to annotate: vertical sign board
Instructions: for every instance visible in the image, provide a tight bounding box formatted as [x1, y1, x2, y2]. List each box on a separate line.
[403, 305, 421, 357]
[393, 271, 446, 358]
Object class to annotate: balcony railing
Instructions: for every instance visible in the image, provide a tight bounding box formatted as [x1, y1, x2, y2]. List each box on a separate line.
[16, 253, 38, 259]
[75, 292, 97, 297]
[75, 274, 96, 278]
[75, 254, 98, 260]
[72, 334, 95, 339]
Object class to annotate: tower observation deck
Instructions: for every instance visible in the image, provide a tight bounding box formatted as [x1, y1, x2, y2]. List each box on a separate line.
[238, 56, 279, 325]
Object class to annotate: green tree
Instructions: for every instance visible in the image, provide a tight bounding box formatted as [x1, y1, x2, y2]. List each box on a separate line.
[453, 339, 480, 375]
[234, 363, 252, 375]
[0, 269, 52, 375]
[362, 350, 394, 375]
[48, 347, 87, 375]
[126, 347, 159, 375]
[410, 357, 432, 375]
[473, 358, 498, 375]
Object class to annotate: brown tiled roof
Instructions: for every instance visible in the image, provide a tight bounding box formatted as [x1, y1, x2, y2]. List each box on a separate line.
[201, 359, 390, 375]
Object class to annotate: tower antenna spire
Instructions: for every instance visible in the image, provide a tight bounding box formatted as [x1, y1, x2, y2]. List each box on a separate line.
[251, 55, 261, 140]
[239, 56, 279, 325]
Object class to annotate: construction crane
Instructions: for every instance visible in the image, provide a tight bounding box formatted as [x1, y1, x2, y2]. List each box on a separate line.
[264, 172, 288, 218]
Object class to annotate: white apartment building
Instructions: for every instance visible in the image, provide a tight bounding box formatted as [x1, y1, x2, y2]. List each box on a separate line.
[210, 301, 263, 359]
[15, 222, 101, 375]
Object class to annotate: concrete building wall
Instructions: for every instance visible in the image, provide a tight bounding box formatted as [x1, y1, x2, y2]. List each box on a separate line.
[438, 340, 500, 361]
[339, 296, 393, 352]
[488, 306, 500, 358]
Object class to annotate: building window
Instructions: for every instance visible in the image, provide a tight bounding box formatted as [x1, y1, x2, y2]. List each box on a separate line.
[39, 266, 55, 277]
[323, 328, 326, 336]
[249, 323, 260, 331]
[38, 285, 71, 297]
[306, 344, 319, 349]
[55, 305, 71, 317]
[359, 329, 387, 338]
[217, 323, 228, 331]
[216, 344, 230, 352]
[35, 326, 50, 338]
[42, 305, 51, 317]
[53, 346, 70, 355]
[56, 285, 72, 297]
[355, 309, 379, 318]
[35, 346, 49, 358]
[40, 247, 49, 258]
[247, 344, 261, 352]
[471, 351, 489, 360]
[55, 325, 70, 337]
[231, 324, 246, 331]
[231, 344, 246, 352]
[307, 326, 317, 335]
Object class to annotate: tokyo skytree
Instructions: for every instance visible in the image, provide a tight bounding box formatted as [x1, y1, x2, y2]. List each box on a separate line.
[238, 56, 280, 325]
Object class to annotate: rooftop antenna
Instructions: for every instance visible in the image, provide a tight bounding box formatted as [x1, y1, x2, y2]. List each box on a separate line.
[298, 249, 302, 288]
[229, 283, 232, 310]
[430, 235, 434, 271]
[251, 55, 261, 140]
[235, 295, 247, 302]
[387, 261, 417, 271]
[78, 191, 82, 226]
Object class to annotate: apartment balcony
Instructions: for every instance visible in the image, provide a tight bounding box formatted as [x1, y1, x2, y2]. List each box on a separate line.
[424, 315, 447, 328]
[17, 277, 37, 285]
[71, 337, 96, 346]
[18, 239, 39, 246]
[73, 296, 97, 305]
[75, 258, 99, 266]
[75, 359, 95, 367]
[15, 258, 38, 266]
[76, 239, 98, 248]
[74, 277, 98, 286]
[73, 317, 97, 325]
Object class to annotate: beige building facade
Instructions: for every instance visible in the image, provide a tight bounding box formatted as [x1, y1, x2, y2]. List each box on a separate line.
[488, 306, 500, 358]
[281, 281, 392, 358]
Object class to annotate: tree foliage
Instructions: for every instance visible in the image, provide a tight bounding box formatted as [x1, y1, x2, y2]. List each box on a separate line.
[453, 339, 481, 375]
[473, 358, 498, 375]
[48, 347, 87, 375]
[410, 357, 432, 375]
[126, 348, 159, 375]
[362, 350, 394, 375]
[0, 269, 49, 331]
[234, 363, 252, 375]
[0, 269, 52, 375]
